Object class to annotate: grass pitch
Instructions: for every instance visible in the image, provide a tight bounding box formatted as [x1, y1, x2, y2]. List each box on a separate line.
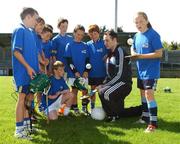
[0, 77, 180, 144]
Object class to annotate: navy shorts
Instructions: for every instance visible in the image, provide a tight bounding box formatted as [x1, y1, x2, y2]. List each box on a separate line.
[137, 79, 157, 90]
[16, 85, 30, 95]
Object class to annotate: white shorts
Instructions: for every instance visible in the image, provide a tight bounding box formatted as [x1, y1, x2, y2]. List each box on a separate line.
[63, 72, 68, 82]
[67, 78, 88, 87]
[44, 96, 62, 115]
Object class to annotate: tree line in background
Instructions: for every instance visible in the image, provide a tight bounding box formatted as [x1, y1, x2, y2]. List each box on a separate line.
[162, 41, 180, 51]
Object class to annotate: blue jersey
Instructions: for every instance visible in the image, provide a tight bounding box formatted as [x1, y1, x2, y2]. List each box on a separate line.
[11, 24, 39, 86]
[33, 31, 43, 55]
[87, 39, 107, 78]
[64, 41, 88, 78]
[41, 76, 69, 108]
[132, 28, 163, 79]
[42, 41, 53, 59]
[52, 34, 73, 63]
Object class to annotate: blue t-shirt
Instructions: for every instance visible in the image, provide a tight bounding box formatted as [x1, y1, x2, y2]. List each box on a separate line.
[42, 41, 53, 59]
[64, 41, 88, 78]
[52, 34, 73, 63]
[132, 28, 163, 79]
[87, 39, 107, 78]
[41, 76, 69, 109]
[33, 31, 43, 55]
[11, 24, 39, 86]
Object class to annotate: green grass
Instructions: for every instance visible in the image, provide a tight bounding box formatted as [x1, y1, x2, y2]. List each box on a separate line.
[0, 77, 180, 144]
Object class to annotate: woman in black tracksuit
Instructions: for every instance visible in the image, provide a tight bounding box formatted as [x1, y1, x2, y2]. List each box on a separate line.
[97, 30, 141, 122]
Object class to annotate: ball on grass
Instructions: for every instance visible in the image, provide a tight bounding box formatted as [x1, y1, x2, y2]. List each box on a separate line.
[91, 107, 106, 120]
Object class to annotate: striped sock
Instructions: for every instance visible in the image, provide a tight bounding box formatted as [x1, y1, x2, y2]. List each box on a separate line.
[16, 121, 24, 134]
[23, 118, 31, 131]
[141, 96, 149, 123]
[73, 104, 79, 113]
[82, 105, 87, 112]
[91, 101, 95, 109]
[147, 100, 158, 127]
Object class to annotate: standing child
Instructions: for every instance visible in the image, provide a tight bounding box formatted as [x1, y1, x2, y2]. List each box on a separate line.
[33, 17, 49, 74]
[31, 16, 46, 119]
[87, 24, 107, 110]
[64, 24, 91, 115]
[52, 18, 73, 74]
[41, 61, 73, 120]
[11, 7, 39, 139]
[131, 12, 163, 132]
[41, 24, 54, 75]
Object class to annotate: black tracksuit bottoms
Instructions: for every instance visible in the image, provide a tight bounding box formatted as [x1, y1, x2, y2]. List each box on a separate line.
[99, 82, 142, 117]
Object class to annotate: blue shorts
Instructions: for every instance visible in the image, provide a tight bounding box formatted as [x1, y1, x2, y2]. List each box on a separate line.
[16, 85, 30, 95]
[137, 79, 157, 90]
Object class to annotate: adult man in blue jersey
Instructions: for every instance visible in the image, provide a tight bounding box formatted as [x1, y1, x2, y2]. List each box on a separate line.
[11, 7, 39, 139]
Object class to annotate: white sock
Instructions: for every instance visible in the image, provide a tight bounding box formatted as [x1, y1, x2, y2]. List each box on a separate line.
[16, 126, 24, 132]
[23, 119, 31, 130]
[64, 107, 70, 116]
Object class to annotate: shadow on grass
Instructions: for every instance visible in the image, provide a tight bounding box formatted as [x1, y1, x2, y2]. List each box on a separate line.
[112, 117, 180, 133]
[157, 118, 180, 133]
[30, 114, 180, 144]
[32, 114, 132, 144]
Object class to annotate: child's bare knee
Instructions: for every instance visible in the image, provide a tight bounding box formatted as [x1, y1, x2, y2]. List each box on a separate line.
[49, 115, 58, 120]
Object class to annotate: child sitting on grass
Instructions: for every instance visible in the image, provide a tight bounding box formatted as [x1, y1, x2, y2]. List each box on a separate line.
[41, 61, 73, 120]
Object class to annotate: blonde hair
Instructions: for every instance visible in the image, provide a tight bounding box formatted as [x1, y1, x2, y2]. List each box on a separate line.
[136, 11, 152, 28]
[52, 61, 64, 72]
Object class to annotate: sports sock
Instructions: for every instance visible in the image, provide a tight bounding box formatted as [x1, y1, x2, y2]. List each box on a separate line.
[72, 104, 79, 112]
[147, 100, 158, 127]
[141, 96, 149, 123]
[23, 118, 31, 131]
[91, 101, 95, 109]
[64, 107, 70, 116]
[16, 121, 24, 133]
[82, 105, 87, 112]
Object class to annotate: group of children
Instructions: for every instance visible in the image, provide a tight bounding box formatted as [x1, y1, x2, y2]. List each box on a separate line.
[12, 7, 108, 140]
[11, 7, 163, 140]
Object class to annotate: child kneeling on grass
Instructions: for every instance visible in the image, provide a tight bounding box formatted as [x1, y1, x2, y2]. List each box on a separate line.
[41, 61, 73, 120]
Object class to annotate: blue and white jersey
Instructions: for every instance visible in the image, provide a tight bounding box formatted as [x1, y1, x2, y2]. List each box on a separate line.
[132, 28, 163, 79]
[32, 30, 43, 55]
[11, 24, 39, 86]
[42, 40, 53, 59]
[64, 41, 88, 78]
[87, 39, 107, 78]
[52, 34, 73, 63]
[41, 76, 69, 108]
